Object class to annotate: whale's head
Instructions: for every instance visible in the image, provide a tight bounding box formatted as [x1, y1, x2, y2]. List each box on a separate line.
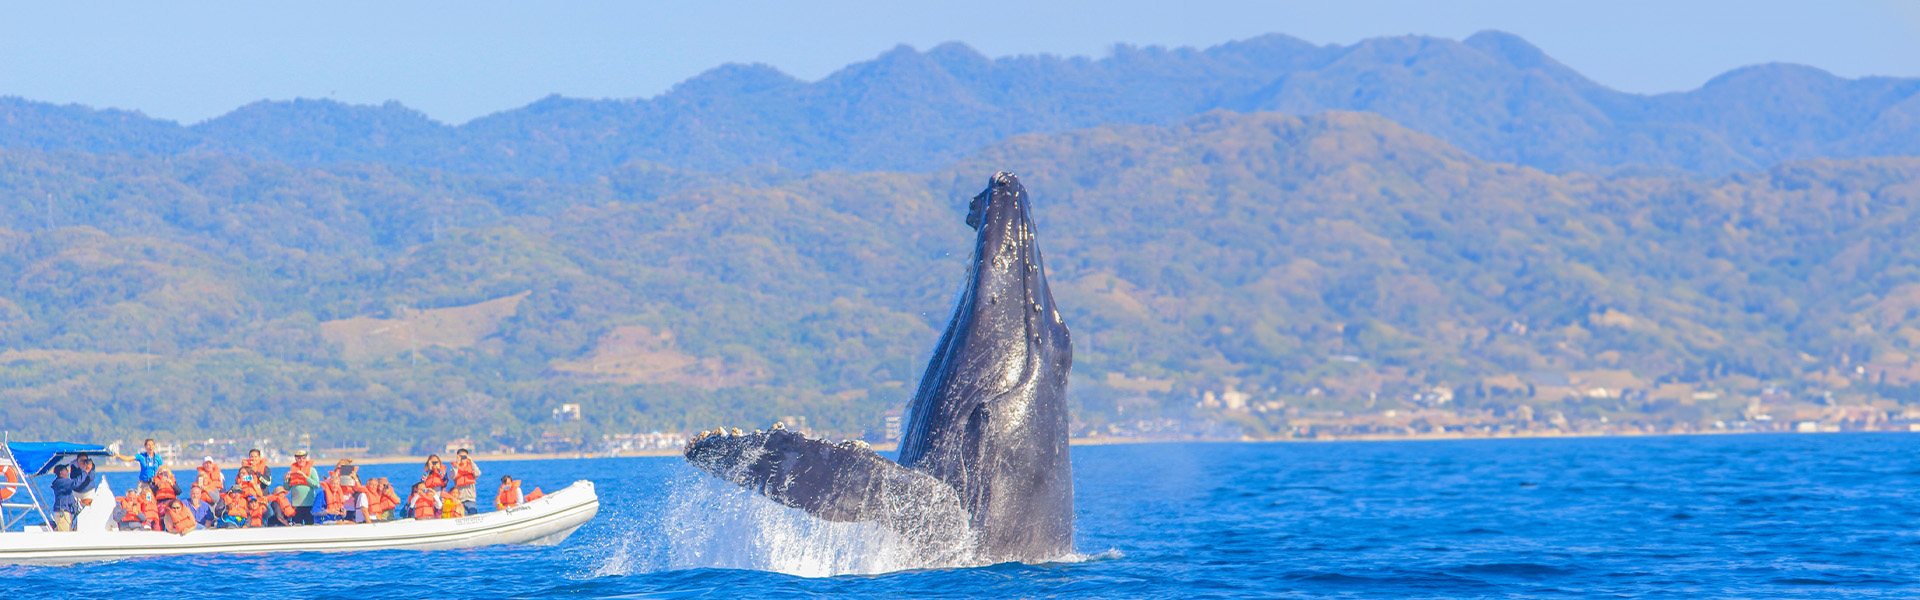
[678, 172, 1076, 565]
[898, 171, 1074, 562]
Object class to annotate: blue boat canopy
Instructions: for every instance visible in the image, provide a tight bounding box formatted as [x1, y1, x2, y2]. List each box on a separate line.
[6, 442, 111, 477]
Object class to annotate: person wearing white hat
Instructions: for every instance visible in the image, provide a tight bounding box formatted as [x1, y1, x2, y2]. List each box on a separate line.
[284, 449, 320, 525]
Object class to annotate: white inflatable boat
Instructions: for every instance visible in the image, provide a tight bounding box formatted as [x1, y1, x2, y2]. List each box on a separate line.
[0, 441, 599, 566]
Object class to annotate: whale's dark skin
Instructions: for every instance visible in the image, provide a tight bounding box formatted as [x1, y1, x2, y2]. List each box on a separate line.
[684, 172, 1074, 564]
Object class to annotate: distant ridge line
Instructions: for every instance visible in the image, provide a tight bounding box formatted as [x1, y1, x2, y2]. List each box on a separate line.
[3, 30, 1918, 180]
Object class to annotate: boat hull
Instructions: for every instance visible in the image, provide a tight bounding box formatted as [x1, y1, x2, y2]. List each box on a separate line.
[0, 480, 598, 565]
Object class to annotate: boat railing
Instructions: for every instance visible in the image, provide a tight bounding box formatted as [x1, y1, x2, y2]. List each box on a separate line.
[1, 432, 54, 533]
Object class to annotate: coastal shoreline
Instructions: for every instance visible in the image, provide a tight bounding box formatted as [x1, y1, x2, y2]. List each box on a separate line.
[80, 426, 1908, 473]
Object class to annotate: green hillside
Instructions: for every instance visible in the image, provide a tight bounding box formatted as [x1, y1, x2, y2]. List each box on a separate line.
[4, 111, 1919, 448]
[5, 31, 1918, 178]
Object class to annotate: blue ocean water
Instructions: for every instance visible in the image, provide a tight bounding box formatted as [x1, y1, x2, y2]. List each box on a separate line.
[6, 433, 1920, 598]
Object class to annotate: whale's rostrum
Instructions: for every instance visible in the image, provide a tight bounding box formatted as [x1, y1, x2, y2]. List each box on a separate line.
[684, 172, 1073, 564]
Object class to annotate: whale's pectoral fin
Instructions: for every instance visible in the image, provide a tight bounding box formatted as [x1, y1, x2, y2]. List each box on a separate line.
[685, 428, 971, 538]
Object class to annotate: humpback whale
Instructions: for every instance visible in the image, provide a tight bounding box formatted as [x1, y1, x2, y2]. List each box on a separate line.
[684, 172, 1074, 564]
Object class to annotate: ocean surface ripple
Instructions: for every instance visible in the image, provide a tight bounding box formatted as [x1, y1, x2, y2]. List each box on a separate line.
[6, 434, 1920, 599]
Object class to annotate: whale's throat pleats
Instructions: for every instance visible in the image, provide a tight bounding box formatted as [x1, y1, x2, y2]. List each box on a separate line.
[683, 172, 1073, 564]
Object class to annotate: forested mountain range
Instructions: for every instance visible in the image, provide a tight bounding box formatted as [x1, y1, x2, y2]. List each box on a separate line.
[4, 31, 1918, 180]
[5, 108, 1920, 448]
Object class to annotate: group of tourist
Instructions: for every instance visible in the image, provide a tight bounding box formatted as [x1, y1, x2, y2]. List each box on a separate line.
[47, 439, 545, 534]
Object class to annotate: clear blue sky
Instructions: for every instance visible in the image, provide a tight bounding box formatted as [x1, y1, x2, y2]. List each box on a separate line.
[2, 1, 1916, 125]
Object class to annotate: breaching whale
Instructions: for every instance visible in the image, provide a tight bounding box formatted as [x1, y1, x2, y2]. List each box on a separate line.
[683, 172, 1074, 564]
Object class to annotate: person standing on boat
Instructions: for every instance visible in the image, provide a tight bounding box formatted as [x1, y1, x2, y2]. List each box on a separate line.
[284, 450, 319, 525]
[332, 461, 366, 523]
[49, 461, 98, 531]
[421, 454, 450, 491]
[150, 466, 181, 508]
[111, 438, 165, 486]
[450, 448, 482, 514]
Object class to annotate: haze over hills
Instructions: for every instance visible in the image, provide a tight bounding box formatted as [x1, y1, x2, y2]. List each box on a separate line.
[5, 109, 1920, 449]
[3, 30, 1918, 181]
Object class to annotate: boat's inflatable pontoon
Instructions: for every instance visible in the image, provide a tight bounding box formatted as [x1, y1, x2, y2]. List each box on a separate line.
[0, 440, 600, 565]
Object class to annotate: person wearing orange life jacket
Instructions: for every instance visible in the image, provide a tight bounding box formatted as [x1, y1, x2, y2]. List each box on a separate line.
[163, 499, 196, 535]
[234, 466, 265, 499]
[494, 475, 523, 510]
[113, 486, 148, 530]
[150, 467, 180, 503]
[449, 448, 482, 514]
[407, 482, 439, 520]
[219, 488, 250, 528]
[366, 478, 400, 521]
[525, 487, 545, 502]
[242, 448, 273, 488]
[420, 454, 449, 491]
[357, 478, 382, 521]
[137, 485, 161, 531]
[320, 460, 364, 523]
[243, 494, 270, 528]
[261, 487, 294, 527]
[284, 449, 319, 525]
[317, 468, 345, 523]
[196, 456, 224, 490]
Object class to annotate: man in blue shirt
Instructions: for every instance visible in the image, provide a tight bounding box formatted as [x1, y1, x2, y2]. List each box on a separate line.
[112, 438, 164, 485]
[50, 459, 97, 531]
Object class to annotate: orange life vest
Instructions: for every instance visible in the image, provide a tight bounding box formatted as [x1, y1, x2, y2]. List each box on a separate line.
[265, 492, 294, 518]
[421, 468, 447, 490]
[321, 476, 347, 513]
[197, 464, 223, 489]
[410, 493, 437, 519]
[165, 501, 196, 534]
[245, 498, 268, 527]
[221, 491, 249, 523]
[368, 485, 399, 516]
[285, 458, 313, 486]
[117, 495, 145, 522]
[235, 472, 264, 498]
[192, 483, 216, 507]
[496, 482, 521, 509]
[525, 487, 545, 502]
[242, 457, 268, 478]
[453, 459, 479, 488]
[138, 495, 159, 525]
[152, 471, 178, 501]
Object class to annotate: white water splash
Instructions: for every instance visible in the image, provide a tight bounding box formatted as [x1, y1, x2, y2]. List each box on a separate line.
[594, 473, 977, 577]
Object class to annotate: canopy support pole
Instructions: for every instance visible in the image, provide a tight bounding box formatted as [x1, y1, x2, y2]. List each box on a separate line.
[1, 432, 54, 532]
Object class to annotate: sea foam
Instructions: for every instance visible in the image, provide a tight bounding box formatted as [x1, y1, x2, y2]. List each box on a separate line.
[592, 473, 973, 577]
